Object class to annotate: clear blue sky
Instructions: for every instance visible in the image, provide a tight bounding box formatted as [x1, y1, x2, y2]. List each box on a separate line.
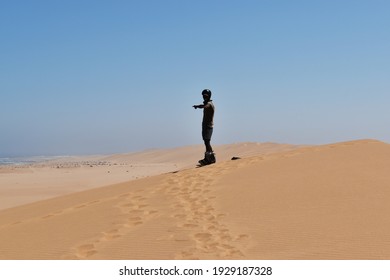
[1, 0, 389, 156]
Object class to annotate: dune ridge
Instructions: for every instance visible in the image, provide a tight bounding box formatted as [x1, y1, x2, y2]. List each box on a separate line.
[0, 142, 300, 210]
[1, 139, 390, 259]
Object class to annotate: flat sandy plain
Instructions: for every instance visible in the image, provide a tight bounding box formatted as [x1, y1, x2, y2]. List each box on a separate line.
[1, 140, 390, 259]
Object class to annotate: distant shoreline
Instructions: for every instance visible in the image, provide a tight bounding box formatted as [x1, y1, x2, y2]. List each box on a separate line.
[0, 156, 71, 166]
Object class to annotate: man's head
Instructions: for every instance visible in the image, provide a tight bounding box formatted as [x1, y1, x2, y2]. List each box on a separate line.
[202, 89, 212, 101]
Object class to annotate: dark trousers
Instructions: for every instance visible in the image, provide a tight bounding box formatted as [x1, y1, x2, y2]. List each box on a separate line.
[202, 125, 213, 153]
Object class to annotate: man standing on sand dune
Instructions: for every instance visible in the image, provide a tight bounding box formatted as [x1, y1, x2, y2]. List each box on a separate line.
[193, 89, 216, 165]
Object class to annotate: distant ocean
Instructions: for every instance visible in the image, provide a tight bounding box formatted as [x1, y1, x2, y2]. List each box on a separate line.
[0, 156, 64, 166]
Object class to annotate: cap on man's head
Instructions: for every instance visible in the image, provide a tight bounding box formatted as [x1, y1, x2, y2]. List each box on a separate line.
[202, 89, 212, 97]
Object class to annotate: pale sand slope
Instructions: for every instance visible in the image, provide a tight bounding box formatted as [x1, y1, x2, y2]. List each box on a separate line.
[0, 139, 389, 259]
[0, 142, 299, 210]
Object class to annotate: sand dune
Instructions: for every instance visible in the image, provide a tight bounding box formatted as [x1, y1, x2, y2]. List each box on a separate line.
[1, 139, 390, 259]
[0, 142, 299, 210]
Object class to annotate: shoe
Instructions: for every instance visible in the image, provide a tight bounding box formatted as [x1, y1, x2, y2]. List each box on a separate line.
[204, 152, 216, 164]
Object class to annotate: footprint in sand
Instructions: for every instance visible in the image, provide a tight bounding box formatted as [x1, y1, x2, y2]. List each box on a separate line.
[87, 200, 100, 205]
[181, 223, 198, 229]
[77, 244, 97, 258]
[120, 202, 134, 208]
[119, 193, 132, 198]
[117, 191, 160, 229]
[235, 234, 249, 241]
[42, 214, 56, 220]
[126, 217, 143, 226]
[102, 229, 122, 241]
[173, 213, 186, 219]
[128, 209, 144, 215]
[194, 232, 213, 241]
[161, 164, 249, 259]
[128, 217, 142, 222]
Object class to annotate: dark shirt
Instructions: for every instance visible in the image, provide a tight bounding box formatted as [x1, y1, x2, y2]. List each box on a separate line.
[202, 101, 215, 128]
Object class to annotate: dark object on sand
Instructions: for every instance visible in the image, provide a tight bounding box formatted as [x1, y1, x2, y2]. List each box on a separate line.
[231, 157, 241, 161]
[198, 152, 216, 167]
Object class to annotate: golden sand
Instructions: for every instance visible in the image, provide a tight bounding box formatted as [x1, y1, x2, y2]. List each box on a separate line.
[0, 140, 389, 259]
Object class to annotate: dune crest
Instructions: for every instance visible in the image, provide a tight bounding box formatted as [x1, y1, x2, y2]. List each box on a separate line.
[0, 142, 300, 210]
